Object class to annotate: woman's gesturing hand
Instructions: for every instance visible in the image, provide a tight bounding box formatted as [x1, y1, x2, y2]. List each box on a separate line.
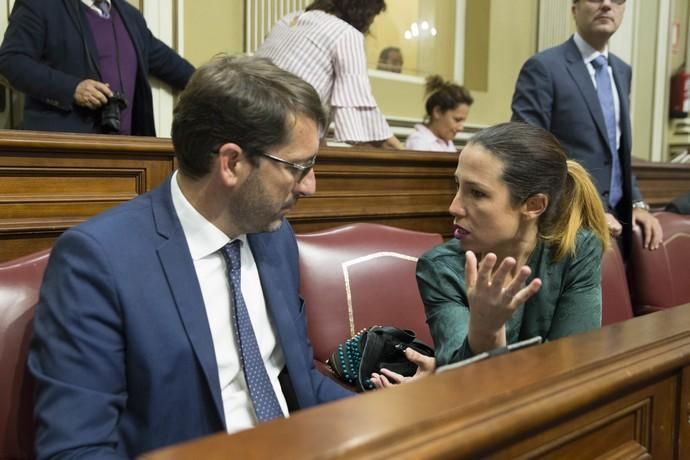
[465, 250, 542, 352]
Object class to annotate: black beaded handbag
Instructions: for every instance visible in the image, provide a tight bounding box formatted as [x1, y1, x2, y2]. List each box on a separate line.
[327, 326, 435, 392]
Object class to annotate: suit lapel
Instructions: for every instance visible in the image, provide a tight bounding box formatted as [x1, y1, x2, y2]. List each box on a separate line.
[111, 0, 147, 70]
[63, 0, 102, 80]
[563, 38, 611, 156]
[152, 180, 226, 425]
[249, 231, 312, 408]
[610, 56, 631, 156]
[609, 56, 634, 204]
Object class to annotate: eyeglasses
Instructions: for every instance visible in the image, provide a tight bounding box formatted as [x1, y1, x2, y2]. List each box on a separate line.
[258, 151, 317, 183]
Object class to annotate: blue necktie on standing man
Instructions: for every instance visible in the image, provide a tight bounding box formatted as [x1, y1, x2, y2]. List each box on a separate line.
[592, 54, 623, 209]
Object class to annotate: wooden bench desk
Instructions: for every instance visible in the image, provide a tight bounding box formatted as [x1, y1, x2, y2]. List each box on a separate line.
[142, 303, 690, 459]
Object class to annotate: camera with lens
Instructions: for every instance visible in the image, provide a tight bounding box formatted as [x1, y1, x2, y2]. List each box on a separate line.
[100, 91, 128, 133]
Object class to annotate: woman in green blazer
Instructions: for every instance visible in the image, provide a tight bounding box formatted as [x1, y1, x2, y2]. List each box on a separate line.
[372, 122, 609, 386]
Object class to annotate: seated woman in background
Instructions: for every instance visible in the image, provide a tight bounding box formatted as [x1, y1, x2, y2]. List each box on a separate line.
[256, 0, 402, 149]
[372, 122, 609, 386]
[405, 75, 473, 153]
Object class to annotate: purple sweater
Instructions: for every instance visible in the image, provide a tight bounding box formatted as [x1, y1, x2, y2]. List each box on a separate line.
[84, 4, 138, 134]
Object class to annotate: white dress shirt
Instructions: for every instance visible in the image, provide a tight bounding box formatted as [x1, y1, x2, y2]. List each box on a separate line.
[81, 0, 111, 17]
[170, 172, 289, 433]
[573, 32, 622, 151]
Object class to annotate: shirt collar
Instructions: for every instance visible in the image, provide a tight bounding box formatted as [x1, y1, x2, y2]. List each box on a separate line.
[573, 32, 608, 65]
[81, 0, 112, 7]
[416, 123, 453, 147]
[170, 171, 247, 260]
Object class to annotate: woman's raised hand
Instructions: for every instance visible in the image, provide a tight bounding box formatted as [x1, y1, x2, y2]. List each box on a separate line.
[465, 250, 542, 353]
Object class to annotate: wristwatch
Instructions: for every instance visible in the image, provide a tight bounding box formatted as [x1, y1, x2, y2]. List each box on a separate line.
[632, 200, 650, 211]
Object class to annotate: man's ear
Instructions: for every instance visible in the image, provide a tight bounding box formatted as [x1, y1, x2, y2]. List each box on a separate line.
[215, 142, 245, 187]
[522, 193, 548, 220]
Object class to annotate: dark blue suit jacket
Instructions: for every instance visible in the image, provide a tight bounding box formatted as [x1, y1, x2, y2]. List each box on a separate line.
[512, 37, 642, 253]
[0, 0, 194, 135]
[29, 178, 352, 459]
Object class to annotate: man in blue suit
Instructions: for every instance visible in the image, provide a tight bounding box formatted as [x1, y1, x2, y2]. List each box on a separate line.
[29, 54, 353, 459]
[512, 0, 662, 255]
[0, 0, 194, 135]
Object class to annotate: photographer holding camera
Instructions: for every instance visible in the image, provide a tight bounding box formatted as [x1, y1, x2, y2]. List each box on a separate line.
[0, 0, 194, 136]
[73, 80, 127, 133]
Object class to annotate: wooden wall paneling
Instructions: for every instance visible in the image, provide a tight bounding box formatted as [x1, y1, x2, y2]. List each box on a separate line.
[633, 160, 690, 208]
[2, 130, 690, 262]
[0, 130, 175, 261]
[285, 146, 458, 237]
[488, 377, 675, 459]
[680, 366, 690, 459]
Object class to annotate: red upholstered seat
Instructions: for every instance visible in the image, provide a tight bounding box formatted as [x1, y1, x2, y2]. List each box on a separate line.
[629, 212, 690, 314]
[601, 242, 634, 325]
[296, 224, 443, 364]
[0, 248, 51, 460]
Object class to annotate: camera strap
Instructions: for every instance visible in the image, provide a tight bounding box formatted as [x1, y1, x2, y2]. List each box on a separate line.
[109, 8, 126, 96]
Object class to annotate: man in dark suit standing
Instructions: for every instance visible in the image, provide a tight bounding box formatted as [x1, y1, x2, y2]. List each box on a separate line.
[0, 0, 194, 135]
[511, 0, 662, 254]
[29, 54, 353, 459]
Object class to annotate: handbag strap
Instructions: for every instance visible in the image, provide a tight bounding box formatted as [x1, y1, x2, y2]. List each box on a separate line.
[368, 326, 416, 344]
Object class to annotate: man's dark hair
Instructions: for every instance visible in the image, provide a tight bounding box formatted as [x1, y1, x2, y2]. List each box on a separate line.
[378, 46, 401, 62]
[171, 54, 327, 179]
[306, 0, 386, 34]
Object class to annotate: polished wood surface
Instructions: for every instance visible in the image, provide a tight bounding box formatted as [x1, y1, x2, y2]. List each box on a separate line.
[0, 130, 174, 261]
[142, 304, 690, 459]
[633, 158, 690, 209]
[0, 131, 456, 261]
[290, 145, 456, 236]
[2, 130, 690, 261]
[681, 366, 690, 456]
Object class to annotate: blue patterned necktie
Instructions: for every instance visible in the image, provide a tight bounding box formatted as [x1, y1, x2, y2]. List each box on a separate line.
[592, 55, 623, 209]
[220, 240, 284, 423]
[94, 0, 111, 18]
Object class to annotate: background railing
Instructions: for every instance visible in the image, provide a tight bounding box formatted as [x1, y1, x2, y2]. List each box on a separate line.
[245, 0, 308, 53]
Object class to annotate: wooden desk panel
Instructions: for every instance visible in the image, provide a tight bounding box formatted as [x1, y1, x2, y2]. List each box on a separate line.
[0, 130, 174, 261]
[0, 135, 458, 261]
[141, 304, 690, 460]
[633, 159, 690, 208]
[2, 130, 690, 262]
[491, 377, 675, 459]
[289, 146, 456, 236]
[681, 366, 690, 458]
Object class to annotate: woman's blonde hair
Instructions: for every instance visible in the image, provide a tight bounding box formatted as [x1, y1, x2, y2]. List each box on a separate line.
[542, 160, 609, 259]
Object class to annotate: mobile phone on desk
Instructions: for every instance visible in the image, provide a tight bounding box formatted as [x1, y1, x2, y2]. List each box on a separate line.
[435, 336, 543, 374]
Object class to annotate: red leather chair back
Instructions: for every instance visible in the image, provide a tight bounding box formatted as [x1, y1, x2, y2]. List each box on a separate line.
[601, 242, 634, 325]
[296, 224, 442, 363]
[0, 249, 51, 460]
[629, 212, 690, 313]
